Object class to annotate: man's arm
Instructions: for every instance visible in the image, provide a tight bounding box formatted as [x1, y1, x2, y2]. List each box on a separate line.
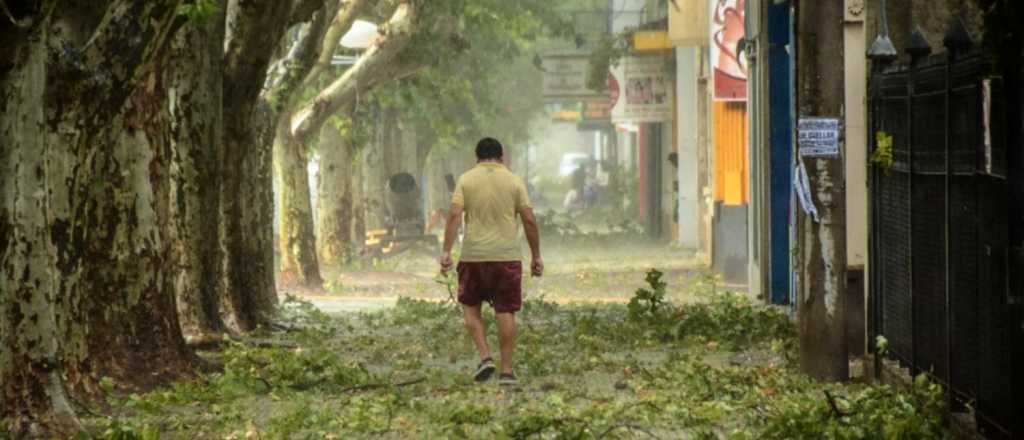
[439, 204, 463, 273]
[519, 207, 543, 277]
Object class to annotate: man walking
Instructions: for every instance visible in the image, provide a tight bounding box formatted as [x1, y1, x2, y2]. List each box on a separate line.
[440, 137, 543, 386]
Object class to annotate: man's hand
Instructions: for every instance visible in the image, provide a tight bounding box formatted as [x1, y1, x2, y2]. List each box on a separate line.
[441, 204, 463, 275]
[439, 252, 454, 274]
[519, 207, 542, 278]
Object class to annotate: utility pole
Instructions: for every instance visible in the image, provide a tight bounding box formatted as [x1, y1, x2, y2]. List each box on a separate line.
[795, 0, 849, 381]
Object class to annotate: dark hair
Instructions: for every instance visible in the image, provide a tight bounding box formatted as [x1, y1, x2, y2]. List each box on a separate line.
[475, 137, 503, 160]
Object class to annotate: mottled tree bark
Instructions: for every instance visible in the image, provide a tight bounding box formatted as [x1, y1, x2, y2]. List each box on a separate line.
[0, 9, 80, 435]
[42, 0, 194, 398]
[170, 4, 230, 343]
[221, 105, 279, 331]
[56, 107, 194, 392]
[221, 0, 303, 330]
[351, 143, 368, 248]
[274, 118, 323, 287]
[269, 1, 348, 290]
[316, 124, 354, 265]
[364, 124, 387, 231]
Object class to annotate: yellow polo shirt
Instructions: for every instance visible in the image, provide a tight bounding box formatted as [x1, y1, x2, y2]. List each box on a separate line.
[452, 162, 531, 262]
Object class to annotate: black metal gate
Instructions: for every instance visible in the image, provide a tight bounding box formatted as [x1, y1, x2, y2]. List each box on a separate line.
[869, 34, 1022, 439]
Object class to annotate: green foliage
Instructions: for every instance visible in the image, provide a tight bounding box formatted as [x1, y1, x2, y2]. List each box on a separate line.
[754, 374, 947, 439]
[177, 0, 220, 23]
[627, 269, 668, 322]
[621, 269, 796, 351]
[675, 293, 797, 351]
[876, 335, 890, 357]
[220, 341, 372, 393]
[351, 0, 578, 159]
[446, 403, 493, 425]
[72, 421, 160, 440]
[99, 376, 116, 395]
[587, 34, 629, 92]
[871, 131, 894, 174]
[81, 267, 948, 439]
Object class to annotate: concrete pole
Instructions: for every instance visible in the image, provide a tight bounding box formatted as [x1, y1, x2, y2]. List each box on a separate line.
[676, 46, 700, 249]
[795, 0, 849, 381]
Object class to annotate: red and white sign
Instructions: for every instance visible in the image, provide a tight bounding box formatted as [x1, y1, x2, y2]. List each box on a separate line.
[609, 56, 673, 123]
[710, 0, 747, 101]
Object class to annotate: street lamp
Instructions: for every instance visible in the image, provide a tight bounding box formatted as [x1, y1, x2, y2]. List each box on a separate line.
[866, 0, 897, 63]
[340, 20, 380, 50]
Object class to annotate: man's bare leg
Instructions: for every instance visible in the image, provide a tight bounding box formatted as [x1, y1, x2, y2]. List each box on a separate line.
[496, 312, 517, 374]
[462, 304, 491, 360]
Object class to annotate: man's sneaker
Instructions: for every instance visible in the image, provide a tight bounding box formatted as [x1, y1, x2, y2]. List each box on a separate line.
[473, 357, 496, 382]
[498, 372, 519, 386]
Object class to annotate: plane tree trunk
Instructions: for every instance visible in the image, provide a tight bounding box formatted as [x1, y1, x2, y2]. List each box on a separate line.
[41, 0, 195, 398]
[270, 0, 369, 289]
[0, 8, 80, 435]
[275, 118, 323, 287]
[220, 0, 307, 330]
[170, 3, 231, 343]
[316, 123, 355, 266]
[352, 143, 368, 250]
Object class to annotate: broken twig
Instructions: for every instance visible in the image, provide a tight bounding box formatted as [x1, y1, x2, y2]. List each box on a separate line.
[824, 390, 849, 418]
[341, 377, 426, 393]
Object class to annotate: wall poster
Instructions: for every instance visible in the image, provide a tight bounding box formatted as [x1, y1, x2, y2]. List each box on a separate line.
[710, 0, 748, 101]
[610, 55, 673, 123]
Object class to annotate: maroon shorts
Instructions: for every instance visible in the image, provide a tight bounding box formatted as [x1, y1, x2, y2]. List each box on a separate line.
[456, 261, 523, 313]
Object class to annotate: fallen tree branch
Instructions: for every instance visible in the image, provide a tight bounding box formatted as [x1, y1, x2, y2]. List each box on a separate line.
[598, 423, 662, 439]
[824, 390, 849, 418]
[254, 377, 274, 392]
[341, 377, 426, 393]
[242, 338, 299, 349]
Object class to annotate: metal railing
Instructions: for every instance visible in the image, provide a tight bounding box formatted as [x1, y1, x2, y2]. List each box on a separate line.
[868, 25, 1021, 440]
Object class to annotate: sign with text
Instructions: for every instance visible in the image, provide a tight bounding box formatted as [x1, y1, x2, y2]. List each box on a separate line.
[610, 56, 673, 123]
[798, 118, 841, 157]
[542, 55, 603, 99]
[583, 100, 612, 120]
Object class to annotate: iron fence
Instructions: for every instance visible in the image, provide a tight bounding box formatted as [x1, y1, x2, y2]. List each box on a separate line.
[869, 39, 1022, 439]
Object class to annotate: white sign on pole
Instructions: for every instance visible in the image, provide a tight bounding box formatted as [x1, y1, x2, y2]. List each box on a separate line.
[797, 117, 841, 158]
